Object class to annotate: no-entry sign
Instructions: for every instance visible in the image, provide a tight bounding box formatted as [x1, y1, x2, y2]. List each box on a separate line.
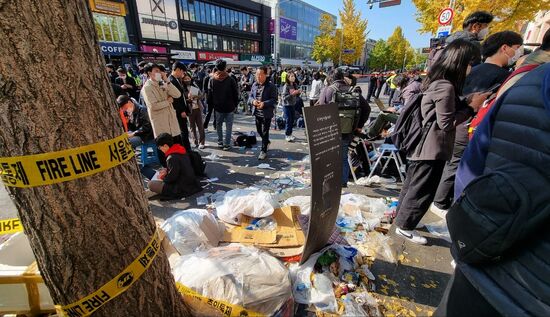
[438, 8, 454, 25]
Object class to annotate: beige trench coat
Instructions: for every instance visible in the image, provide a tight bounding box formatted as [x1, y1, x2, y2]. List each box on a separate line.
[141, 79, 182, 137]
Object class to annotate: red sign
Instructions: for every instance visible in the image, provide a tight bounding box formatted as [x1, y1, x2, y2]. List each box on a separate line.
[140, 45, 167, 53]
[197, 51, 239, 61]
[438, 8, 454, 25]
[379, 0, 401, 8]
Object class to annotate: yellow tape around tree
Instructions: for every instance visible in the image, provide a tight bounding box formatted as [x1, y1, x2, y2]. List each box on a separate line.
[0, 218, 23, 235]
[56, 228, 160, 317]
[0, 134, 134, 188]
[175, 282, 265, 317]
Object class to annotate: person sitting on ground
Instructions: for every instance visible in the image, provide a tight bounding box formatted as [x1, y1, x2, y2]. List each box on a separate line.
[148, 133, 202, 199]
[116, 95, 153, 148]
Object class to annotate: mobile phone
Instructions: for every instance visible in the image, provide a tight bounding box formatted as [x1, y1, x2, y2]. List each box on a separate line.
[482, 83, 501, 94]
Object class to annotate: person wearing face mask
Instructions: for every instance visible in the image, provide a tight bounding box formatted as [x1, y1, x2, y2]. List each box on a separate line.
[429, 31, 523, 217]
[427, 11, 494, 70]
[169, 62, 192, 152]
[115, 68, 139, 100]
[281, 72, 302, 142]
[141, 63, 182, 166]
[183, 72, 206, 149]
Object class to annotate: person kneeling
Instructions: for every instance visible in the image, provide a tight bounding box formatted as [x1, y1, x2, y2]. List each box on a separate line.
[148, 133, 202, 200]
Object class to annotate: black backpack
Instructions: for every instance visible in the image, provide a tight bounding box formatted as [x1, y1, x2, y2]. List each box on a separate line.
[188, 150, 206, 177]
[330, 84, 361, 134]
[233, 132, 257, 148]
[390, 93, 430, 156]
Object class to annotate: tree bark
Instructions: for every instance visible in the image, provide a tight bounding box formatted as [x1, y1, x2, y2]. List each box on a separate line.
[0, 1, 189, 315]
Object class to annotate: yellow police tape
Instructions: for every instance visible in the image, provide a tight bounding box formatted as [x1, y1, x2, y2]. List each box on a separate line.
[57, 228, 160, 317]
[0, 218, 23, 235]
[175, 282, 265, 317]
[0, 134, 134, 188]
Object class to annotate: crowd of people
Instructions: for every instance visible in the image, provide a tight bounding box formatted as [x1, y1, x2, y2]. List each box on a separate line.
[104, 7, 550, 314]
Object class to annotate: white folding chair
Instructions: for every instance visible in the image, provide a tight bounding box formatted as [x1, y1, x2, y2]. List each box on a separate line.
[366, 143, 406, 183]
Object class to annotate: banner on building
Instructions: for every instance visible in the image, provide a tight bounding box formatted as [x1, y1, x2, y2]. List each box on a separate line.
[197, 51, 239, 61]
[100, 42, 136, 56]
[136, 0, 180, 42]
[89, 0, 126, 16]
[171, 50, 196, 60]
[279, 17, 297, 41]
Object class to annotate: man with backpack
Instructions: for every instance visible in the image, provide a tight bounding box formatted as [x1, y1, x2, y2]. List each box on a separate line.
[437, 62, 550, 317]
[318, 70, 370, 187]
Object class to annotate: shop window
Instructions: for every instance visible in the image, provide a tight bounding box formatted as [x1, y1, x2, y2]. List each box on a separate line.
[93, 13, 129, 43]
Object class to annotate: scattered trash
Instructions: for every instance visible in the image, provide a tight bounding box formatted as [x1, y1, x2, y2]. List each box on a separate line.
[425, 219, 451, 242]
[204, 153, 220, 160]
[283, 196, 311, 215]
[255, 172, 265, 175]
[196, 195, 208, 206]
[206, 177, 219, 183]
[256, 163, 275, 170]
[161, 209, 224, 255]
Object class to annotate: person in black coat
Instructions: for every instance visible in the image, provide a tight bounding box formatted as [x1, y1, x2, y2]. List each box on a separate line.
[115, 68, 139, 99]
[116, 95, 153, 148]
[248, 66, 278, 160]
[168, 62, 192, 151]
[148, 133, 202, 200]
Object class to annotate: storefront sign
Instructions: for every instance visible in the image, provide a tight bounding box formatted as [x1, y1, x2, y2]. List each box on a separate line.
[100, 42, 136, 56]
[300, 104, 342, 264]
[279, 17, 297, 41]
[136, 0, 180, 42]
[140, 44, 167, 53]
[171, 50, 196, 60]
[89, 0, 126, 16]
[241, 54, 272, 64]
[197, 51, 238, 61]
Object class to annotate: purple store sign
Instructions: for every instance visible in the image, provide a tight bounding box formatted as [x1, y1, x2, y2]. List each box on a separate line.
[279, 17, 297, 40]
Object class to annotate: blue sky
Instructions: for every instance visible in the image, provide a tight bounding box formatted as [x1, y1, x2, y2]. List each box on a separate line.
[302, 0, 433, 48]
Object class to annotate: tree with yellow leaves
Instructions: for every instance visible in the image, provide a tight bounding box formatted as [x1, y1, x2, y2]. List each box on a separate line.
[386, 26, 416, 70]
[312, 13, 337, 66]
[412, 0, 546, 35]
[339, 0, 368, 65]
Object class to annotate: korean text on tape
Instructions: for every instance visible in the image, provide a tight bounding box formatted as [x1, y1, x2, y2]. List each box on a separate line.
[0, 134, 134, 188]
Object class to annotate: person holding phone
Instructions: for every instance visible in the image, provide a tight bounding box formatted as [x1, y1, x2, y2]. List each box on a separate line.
[430, 31, 524, 217]
[281, 72, 301, 142]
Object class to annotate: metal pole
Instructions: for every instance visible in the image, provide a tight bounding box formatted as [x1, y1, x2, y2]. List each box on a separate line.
[339, 29, 343, 66]
[274, 0, 279, 71]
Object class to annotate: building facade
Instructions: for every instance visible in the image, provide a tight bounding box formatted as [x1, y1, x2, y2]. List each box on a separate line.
[356, 38, 377, 70]
[120, 0, 271, 64]
[522, 10, 550, 47]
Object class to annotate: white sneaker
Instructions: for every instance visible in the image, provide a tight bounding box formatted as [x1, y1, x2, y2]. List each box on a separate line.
[451, 260, 456, 269]
[396, 228, 427, 245]
[286, 135, 295, 142]
[429, 203, 449, 219]
[258, 151, 267, 160]
[198, 144, 206, 149]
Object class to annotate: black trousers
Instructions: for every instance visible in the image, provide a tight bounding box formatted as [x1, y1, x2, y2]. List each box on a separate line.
[375, 83, 384, 99]
[433, 141, 467, 210]
[388, 88, 396, 105]
[176, 115, 192, 152]
[435, 268, 501, 317]
[366, 81, 377, 101]
[255, 115, 271, 152]
[395, 160, 446, 230]
[203, 102, 216, 129]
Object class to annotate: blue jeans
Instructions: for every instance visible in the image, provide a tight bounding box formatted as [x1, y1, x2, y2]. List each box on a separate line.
[283, 105, 295, 136]
[342, 136, 351, 185]
[215, 111, 234, 146]
[129, 135, 143, 148]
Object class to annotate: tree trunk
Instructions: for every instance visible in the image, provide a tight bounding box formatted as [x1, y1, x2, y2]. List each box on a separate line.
[0, 1, 189, 315]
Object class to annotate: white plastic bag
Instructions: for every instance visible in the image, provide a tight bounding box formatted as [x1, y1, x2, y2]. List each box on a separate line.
[161, 209, 224, 255]
[283, 196, 311, 216]
[215, 188, 277, 225]
[172, 244, 292, 316]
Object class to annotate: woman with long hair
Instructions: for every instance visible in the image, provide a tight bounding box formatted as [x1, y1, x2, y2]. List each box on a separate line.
[281, 71, 302, 141]
[394, 39, 491, 244]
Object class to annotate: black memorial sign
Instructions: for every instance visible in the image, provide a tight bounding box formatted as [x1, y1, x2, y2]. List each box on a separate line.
[300, 103, 343, 264]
